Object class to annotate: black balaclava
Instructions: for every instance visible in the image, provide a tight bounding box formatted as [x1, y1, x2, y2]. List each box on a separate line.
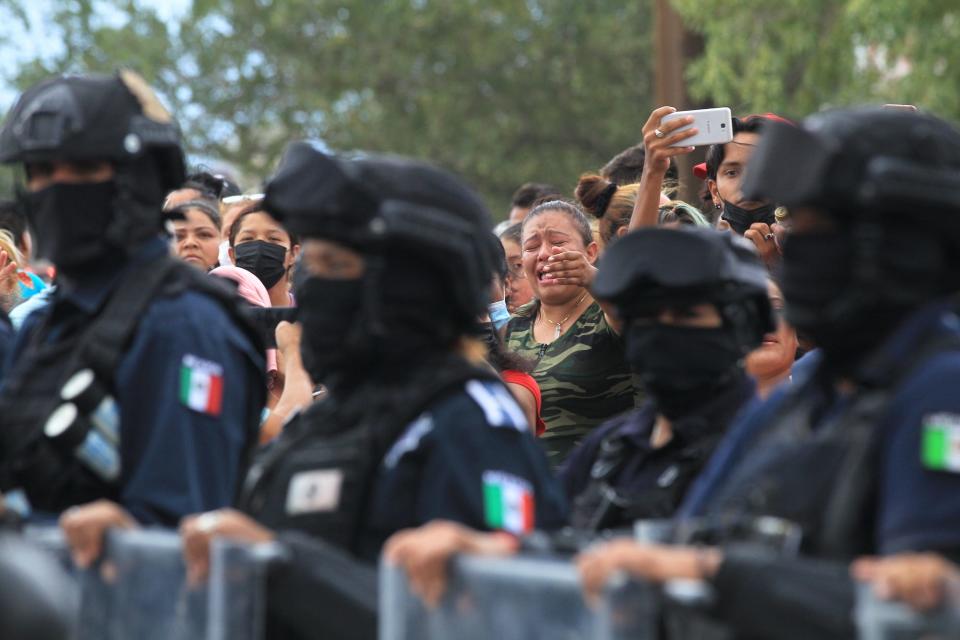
[780, 224, 946, 374]
[625, 319, 747, 420]
[22, 180, 118, 272]
[295, 250, 461, 388]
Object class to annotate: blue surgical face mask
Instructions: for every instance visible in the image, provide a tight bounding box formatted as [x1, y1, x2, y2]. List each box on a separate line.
[489, 299, 510, 331]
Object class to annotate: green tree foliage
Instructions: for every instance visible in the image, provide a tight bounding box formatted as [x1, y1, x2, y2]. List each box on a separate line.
[671, 0, 960, 121]
[1, 0, 653, 215]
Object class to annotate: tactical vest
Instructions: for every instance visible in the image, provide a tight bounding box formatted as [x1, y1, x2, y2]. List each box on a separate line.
[238, 355, 500, 558]
[0, 256, 264, 514]
[703, 332, 960, 559]
[570, 424, 724, 533]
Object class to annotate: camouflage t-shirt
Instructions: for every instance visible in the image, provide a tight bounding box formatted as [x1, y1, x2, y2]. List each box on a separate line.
[505, 301, 640, 466]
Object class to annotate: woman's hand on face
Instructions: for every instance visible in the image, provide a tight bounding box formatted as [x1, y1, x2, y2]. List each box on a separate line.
[59, 500, 137, 569]
[852, 554, 960, 612]
[541, 246, 597, 288]
[383, 521, 518, 608]
[641, 106, 698, 177]
[180, 509, 275, 587]
[743, 222, 782, 269]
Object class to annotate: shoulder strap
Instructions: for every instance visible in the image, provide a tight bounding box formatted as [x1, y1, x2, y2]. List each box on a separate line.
[78, 257, 181, 382]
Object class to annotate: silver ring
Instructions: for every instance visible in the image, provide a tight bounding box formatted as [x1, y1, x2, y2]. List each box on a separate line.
[765, 233, 776, 241]
[654, 128, 666, 139]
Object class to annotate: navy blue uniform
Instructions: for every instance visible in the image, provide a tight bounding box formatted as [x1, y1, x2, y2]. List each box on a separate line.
[560, 375, 755, 528]
[3, 239, 264, 524]
[0, 310, 12, 381]
[682, 300, 960, 555]
[361, 378, 567, 557]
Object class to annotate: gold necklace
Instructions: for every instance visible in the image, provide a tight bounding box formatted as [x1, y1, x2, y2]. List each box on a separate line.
[539, 291, 588, 340]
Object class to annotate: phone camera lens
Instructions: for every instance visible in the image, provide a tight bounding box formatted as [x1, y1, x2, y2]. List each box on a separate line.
[720, 123, 727, 128]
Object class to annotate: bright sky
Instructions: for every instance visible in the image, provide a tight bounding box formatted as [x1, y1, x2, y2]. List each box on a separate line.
[0, 0, 190, 105]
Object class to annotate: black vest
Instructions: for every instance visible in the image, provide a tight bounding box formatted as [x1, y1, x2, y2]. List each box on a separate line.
[238, 354, 499, 557]
[704, 332, 960, 559]
[0, 255, 264, 514]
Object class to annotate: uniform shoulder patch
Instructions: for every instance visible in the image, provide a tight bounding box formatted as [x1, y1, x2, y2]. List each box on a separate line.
[482, 470, 534, 534]
[465, 380, 527, 432]
[179, 354, 224, 416]
[921, 413, 960, 473]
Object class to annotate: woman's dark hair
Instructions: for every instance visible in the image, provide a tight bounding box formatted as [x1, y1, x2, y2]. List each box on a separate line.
[521, 200, 593, 246]
[229, 204, 299, 247]
[511, 182, 561, 208]
[482, 324, 534, 374]
[499, 222, 523, 245]
[601, 143, 679, 194]
[704, 116, 767, 180]
[169, 199, 222, 230]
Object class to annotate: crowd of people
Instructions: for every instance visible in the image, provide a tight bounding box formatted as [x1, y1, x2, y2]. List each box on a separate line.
[0, 70, 958, 640]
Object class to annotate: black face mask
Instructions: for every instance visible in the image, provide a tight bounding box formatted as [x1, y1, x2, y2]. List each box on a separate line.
[721, 201, 776, 236]
[780, 231, 907, 372]
[294, 272, 364, 384]
[625, 322, 744, 420]
[22, 181, 118, 271]
[234, 240, 288, 289]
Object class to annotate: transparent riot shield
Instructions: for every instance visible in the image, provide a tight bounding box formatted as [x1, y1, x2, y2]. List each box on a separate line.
[856, 581, 960, 640]
[380, 553, 660, 640]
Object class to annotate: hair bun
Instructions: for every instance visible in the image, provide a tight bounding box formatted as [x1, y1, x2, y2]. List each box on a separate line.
[575, 174, 617, 219]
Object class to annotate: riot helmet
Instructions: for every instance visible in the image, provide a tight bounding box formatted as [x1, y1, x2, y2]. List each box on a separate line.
[0, 71, 186, 271]
[594, 227, 773, 418]
[741, 108, 960, 369]
[264, 141, 495, 383]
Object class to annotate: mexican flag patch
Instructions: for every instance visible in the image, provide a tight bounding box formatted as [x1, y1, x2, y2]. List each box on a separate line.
[921, 413, 960, 473]
[483, 471, 534, 534]
[179, 354, 224, 417]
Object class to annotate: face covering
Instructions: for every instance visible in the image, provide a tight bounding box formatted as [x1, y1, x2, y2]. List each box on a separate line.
[489, 299, 510, 331]
[721, 201, 776, 236]
[234, 240, 287, 289]
[780, 231, 905, 372]
[625, 322, 743, 420]
[218, 240, 233, 267]
[294, 272, 365, 383]
[22, 181, 118, 271]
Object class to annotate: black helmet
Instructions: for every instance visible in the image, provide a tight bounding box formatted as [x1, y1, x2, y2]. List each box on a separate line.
[594, 227, 774, 352]
[741, 108, 960, 228]
[0, 71, 186, 253]
[742, 108, 960, 356]
[265, 141, 495, 327]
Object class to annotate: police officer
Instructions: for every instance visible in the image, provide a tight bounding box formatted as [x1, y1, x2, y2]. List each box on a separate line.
[561, 227, 772, 531]
[575, 107, 960, 639]
[0, 72, 265, 528]
[177, 142, 567, 639]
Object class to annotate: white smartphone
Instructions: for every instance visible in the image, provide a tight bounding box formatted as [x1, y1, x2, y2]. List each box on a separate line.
[661, 107, 733, 148]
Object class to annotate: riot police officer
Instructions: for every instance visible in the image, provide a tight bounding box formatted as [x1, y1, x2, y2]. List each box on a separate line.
[575, 107, 960, 639]
[176, 142, 567, 639]
[0, 72, 265, 526]
[561, 227, 772, 531]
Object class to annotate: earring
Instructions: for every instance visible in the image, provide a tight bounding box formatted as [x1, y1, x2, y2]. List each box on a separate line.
[715, 203, 722, 210]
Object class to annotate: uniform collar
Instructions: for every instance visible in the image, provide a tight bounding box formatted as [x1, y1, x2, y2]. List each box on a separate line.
[55, 237, 168, 315]
[851, 298, 960, 387]
[618, 372, 755, 449]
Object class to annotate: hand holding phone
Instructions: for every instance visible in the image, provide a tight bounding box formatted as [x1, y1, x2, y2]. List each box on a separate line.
[660, 107, 733, 148]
